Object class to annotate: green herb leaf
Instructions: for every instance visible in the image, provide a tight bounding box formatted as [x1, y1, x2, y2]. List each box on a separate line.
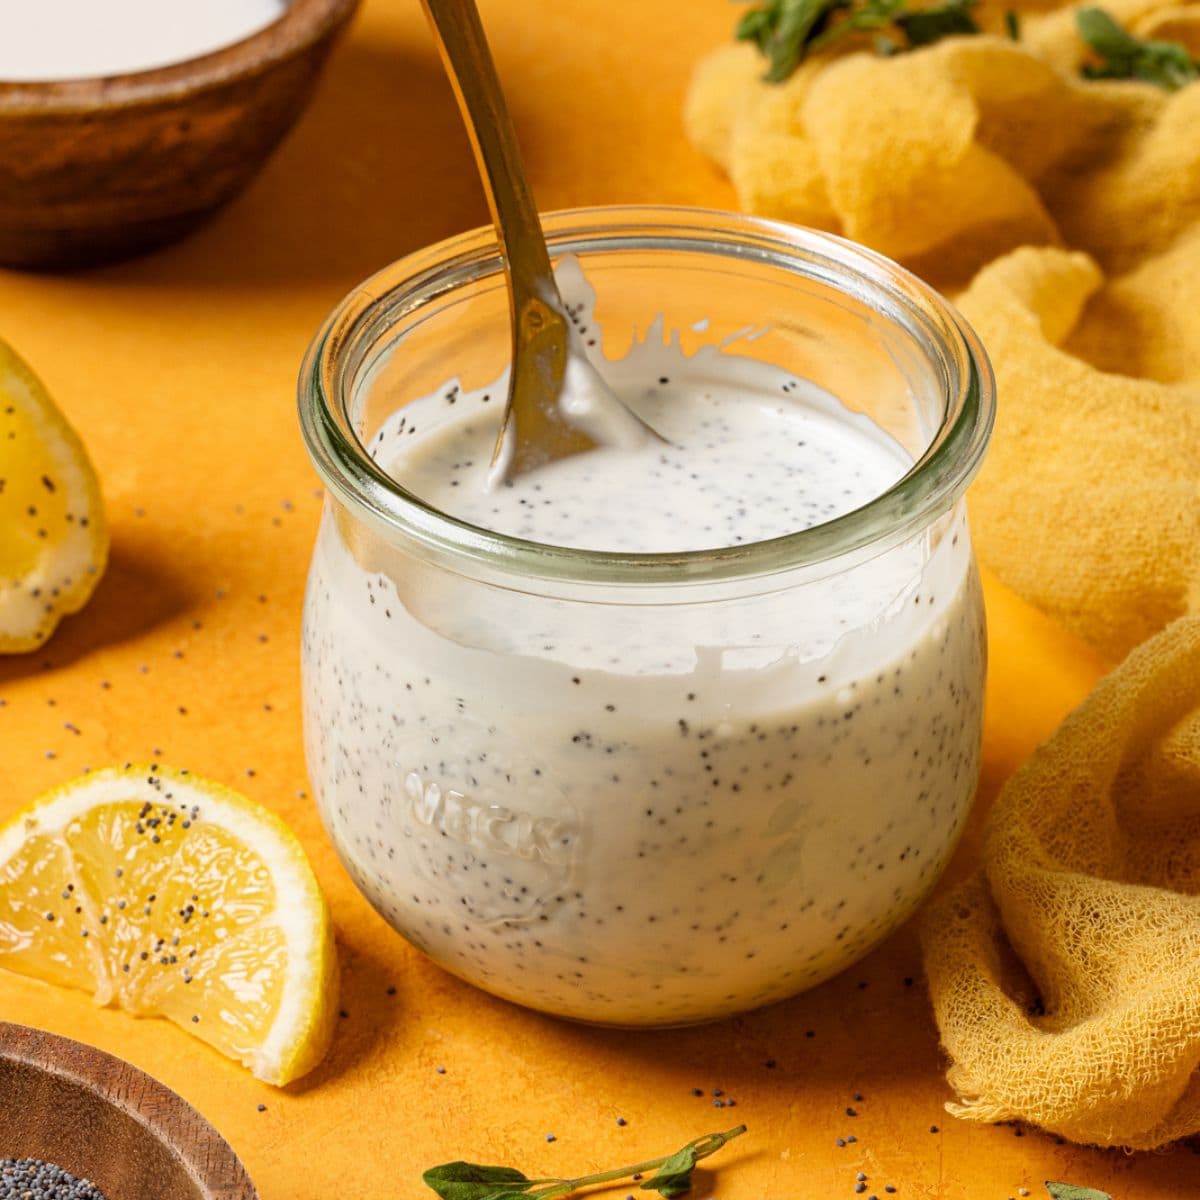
[808, 0, 906, 51]
[1005, 9, 1020, 39]
[736, 0, 851, 81]
[424, 1128, 747, 1200]
[640, 1126, 747, 1198]
[896, 0, 980, 47]
[638, 1143, 701, 1196]
[735, 7, 774, 44]
[1044, 1185, 1113, 1200]
[1076, 7, 1200, 90]
[737, 0, 981, 80]
[421, 1163, 535, 1200]
[643, 1177, 692, 1200]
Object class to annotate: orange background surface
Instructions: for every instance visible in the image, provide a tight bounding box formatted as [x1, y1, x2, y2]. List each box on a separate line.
[0, 2, 1191, 1197]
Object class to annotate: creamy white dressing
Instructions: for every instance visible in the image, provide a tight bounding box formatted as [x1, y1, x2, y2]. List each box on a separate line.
[302, 271, 986, 1023]
[0, 0, 287, 81]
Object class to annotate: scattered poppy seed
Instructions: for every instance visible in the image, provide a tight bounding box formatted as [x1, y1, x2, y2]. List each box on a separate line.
[436, 1066, 446, 1074]
[929, 1125, 939, 1133]
[616, 1117, 626, 1126]
[836, 1139, 845, 1147]
[855, 1185, 866, 1195]
[846, 1107, 857, 1117]
[857, 1173, 866, 1182]
[257, 1104, 267, 1112]
[544, 1134, 556, 1143]
[852, 1093, 863, 1102]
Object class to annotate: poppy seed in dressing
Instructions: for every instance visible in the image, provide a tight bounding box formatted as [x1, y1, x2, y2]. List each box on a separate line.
[301, 264, 987, 1024]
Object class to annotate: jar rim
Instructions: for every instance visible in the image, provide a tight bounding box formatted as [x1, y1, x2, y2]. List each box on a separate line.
[298, 205, 995, 587]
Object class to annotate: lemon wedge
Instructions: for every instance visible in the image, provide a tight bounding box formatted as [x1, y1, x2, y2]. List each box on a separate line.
[0, 338, 108, 652]
[0, 766, 338, 1085]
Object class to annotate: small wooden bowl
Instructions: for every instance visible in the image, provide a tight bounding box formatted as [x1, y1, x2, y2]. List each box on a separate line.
[0, 1021, 258, 1200]
[0, 0, 359, 270]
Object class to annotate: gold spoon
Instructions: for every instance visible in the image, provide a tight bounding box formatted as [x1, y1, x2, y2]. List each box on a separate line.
[420, 0, 660, 483]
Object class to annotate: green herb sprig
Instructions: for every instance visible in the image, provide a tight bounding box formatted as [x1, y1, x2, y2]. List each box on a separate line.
[1076, 7, 1200, 90]
[423, 1125, 747, 1200]
[735, 0, 980, 81]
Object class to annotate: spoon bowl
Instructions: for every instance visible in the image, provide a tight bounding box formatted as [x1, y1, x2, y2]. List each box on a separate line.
[419, 0, 662, 482]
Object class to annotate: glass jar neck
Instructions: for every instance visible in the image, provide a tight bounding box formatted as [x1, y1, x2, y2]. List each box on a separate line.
[299, 207, 994, 596]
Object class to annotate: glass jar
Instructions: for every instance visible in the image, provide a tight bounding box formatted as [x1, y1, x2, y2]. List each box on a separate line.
[298, 207, 994, 1026]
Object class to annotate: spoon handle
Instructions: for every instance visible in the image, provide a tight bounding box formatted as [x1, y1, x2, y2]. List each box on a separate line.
[420, 0, 559, 302]
[420, 0, 597, 477]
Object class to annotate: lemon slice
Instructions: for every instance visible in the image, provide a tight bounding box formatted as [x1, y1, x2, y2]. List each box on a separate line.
[0, 338, 108, 652]
[0, 766, 338, 1085]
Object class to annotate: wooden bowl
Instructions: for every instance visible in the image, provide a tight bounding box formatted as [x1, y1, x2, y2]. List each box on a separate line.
[0, 1021, 258, 1200]
[0, 0, 359, 270]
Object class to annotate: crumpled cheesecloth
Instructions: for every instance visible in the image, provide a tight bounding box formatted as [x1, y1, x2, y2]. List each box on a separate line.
[920, 617, 1200, 1149]
[684, 0, 1200, 660]
[953, 245, 1200, 663]
[686, 7, 1200, 1144]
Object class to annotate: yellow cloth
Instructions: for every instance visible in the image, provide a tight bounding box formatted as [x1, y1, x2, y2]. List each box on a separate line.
[955, 246, 1200, 661]
[685, 4, 1200, 660]
[921, 617, 1200, 1149]
[687, 2, 1200, 1151]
